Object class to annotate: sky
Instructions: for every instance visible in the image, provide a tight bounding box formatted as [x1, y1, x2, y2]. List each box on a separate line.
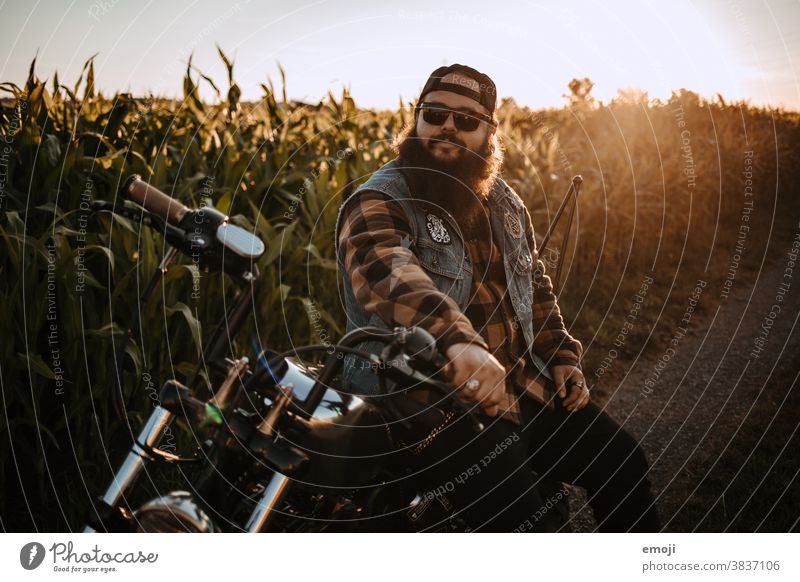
[1, 0, 798, 110]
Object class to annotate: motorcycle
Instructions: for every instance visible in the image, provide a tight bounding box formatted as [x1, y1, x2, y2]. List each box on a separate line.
[83, 174, 582, 533]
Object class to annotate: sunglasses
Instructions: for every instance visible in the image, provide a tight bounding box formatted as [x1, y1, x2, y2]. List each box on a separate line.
[415, 103, 497, 132]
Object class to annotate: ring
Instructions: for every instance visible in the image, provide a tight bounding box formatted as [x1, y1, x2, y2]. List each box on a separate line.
[573, 380, 585, 388]
[464, 379, 481, 391]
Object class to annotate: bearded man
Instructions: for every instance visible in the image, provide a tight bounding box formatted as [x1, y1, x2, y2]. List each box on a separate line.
[334, 64, 660, 532]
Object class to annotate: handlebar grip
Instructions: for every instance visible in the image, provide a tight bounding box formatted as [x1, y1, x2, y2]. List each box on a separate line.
[122, 175, 190, 226]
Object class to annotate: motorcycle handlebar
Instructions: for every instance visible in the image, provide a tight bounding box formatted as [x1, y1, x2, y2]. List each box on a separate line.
[122, 174, 190, 226]
[300, 326, 463, 414]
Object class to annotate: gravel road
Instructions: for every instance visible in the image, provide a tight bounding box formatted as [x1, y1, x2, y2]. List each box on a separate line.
[565, 235, 800, 532]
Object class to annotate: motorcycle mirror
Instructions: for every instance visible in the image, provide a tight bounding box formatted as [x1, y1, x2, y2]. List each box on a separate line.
[216, 223, 266, 260]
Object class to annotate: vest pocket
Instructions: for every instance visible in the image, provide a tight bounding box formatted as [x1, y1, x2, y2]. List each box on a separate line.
[415, 239, 472, 309]
[416, 239, 470, 279]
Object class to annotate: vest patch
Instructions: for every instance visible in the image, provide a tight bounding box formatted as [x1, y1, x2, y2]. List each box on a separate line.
[505, 209, 523, 239]
[426, 213, 451, 244]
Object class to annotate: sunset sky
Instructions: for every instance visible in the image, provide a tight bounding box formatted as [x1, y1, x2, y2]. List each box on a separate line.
[1, 0, 798, 110]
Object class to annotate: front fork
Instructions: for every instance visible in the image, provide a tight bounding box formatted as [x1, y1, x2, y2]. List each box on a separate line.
[85, 357, 252, 532]
[244, 473, 292, 532]
[243, 385, 295, 532]
[84, 405, 294, 533]
[83, 406, 174, 532]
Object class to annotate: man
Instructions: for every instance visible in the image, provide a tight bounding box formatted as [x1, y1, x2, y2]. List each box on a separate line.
[334, 64, 660, 532]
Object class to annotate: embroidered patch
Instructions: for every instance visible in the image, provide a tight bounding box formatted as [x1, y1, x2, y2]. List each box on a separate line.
[533, 266, 544, 283]
[505, 210, 523, 239]
[426, 213, 451, 244]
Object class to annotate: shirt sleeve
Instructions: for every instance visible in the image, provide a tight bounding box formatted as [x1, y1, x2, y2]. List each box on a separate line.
[522, 204, 584, 368]
[338, 190, 488, 353]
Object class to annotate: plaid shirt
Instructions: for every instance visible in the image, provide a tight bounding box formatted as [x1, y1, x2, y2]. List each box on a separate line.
[337, 182, 582, 424]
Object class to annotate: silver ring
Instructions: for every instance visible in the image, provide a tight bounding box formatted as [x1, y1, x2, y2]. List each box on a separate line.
[464, 379, 481, 391]
[573, 380, 585, 388]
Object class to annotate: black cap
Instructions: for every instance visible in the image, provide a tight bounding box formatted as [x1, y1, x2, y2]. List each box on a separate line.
[418, 64, 497, 114]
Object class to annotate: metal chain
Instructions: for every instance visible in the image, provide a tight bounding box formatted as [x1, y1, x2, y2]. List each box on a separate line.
[408, 410, 456, 455]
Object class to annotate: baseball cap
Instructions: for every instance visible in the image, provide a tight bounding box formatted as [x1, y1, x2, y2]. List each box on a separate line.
[418, 64, 497, 114]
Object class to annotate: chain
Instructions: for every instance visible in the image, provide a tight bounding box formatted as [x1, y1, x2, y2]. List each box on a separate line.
[408, 410, 456, 455]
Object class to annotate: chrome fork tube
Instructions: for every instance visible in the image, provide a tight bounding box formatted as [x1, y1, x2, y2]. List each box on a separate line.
[245, 473, 292, 532]
[83, 406, 174, 532]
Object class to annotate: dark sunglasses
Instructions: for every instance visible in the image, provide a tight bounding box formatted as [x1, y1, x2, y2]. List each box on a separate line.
[415, 103, 497, 132]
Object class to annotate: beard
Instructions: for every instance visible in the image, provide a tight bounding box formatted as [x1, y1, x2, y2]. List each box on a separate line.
[394, 125, 503, 235]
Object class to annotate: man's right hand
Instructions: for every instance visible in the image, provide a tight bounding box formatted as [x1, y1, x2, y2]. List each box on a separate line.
[444, 343, 507, 417]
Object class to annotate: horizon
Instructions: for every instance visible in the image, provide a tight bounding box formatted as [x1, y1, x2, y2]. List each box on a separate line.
[1, 0, 798, 111]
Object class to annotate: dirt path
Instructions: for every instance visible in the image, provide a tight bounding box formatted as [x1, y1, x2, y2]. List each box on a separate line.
[567, 237, 800, 531]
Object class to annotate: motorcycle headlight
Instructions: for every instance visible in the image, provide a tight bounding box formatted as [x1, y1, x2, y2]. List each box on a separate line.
[134, 491, 216, 533]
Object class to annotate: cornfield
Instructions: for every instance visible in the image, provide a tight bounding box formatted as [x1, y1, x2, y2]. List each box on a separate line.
[1, 54, 799, 531]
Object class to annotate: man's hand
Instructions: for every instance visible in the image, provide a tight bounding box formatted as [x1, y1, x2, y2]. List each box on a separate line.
[444, 343, 507, 417]
[552, 364, 590, 412]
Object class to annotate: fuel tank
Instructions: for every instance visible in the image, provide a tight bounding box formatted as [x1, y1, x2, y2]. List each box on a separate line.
[257, 355, 411, 490]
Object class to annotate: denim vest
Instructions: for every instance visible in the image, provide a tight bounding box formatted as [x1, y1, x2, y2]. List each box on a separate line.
[334, 159, 553, 395]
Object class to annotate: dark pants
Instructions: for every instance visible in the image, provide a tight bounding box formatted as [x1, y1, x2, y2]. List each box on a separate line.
[402, 395, 661, 532]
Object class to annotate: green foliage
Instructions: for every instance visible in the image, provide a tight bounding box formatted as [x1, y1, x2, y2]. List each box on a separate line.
[1, 54, 799, 531]
[0, 53, 398, 531]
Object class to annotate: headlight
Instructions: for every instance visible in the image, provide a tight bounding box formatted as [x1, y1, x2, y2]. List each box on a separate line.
[134, 492, 216, 533]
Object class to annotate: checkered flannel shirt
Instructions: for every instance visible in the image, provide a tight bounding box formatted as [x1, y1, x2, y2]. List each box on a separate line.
[337, 187, 583, 424]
